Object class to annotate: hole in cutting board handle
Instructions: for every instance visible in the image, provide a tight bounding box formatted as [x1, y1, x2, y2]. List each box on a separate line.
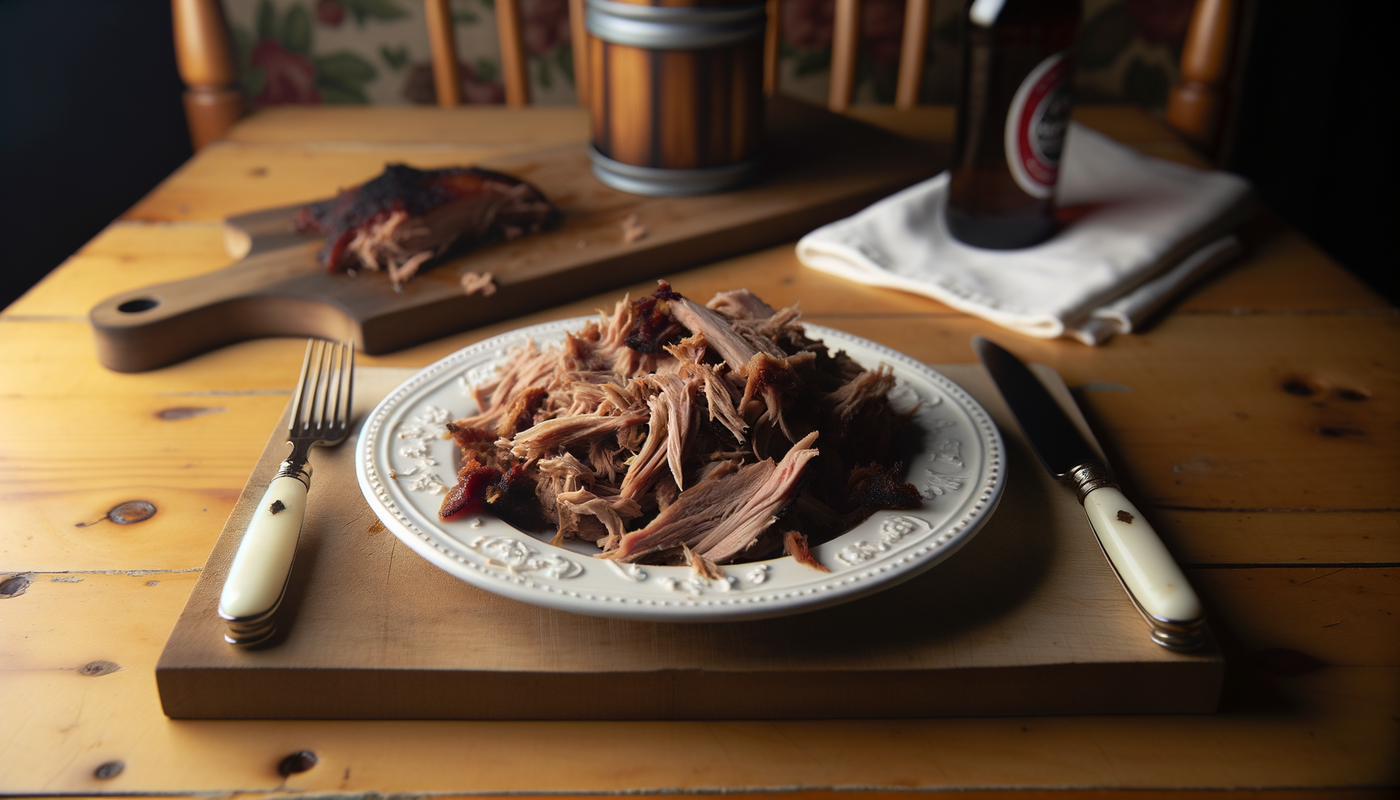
[117, 297, 160, 313]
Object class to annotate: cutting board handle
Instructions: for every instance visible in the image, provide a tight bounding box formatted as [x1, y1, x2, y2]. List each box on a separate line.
[90, 245, 358, 373]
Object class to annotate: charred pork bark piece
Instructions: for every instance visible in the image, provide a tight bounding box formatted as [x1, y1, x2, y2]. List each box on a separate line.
[624, 283, 686, 353]
[293, 164, 561, 289]
[438, 423, 542, 530]
[845, 462, 922, 511]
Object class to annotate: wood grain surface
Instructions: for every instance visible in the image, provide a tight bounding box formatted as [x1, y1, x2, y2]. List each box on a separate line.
[0, 102, 1395, 795]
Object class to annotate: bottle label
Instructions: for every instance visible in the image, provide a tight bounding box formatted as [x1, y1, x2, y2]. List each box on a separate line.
[1004, 51, 1072, 199]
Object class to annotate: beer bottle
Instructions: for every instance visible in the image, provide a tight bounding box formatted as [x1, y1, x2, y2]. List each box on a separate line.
[945, 0, 1081, 249]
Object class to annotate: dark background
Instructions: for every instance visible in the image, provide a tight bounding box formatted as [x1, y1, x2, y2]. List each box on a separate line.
[0, 0, 193, 311]
[0, 0, 1393, 311]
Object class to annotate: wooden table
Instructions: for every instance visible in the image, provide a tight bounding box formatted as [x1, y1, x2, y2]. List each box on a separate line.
[1, 101, 1396, 796]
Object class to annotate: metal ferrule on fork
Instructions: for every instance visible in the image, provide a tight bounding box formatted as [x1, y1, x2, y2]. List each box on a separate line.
[220, 590, 286, 645]
[275, 451, 314, 488]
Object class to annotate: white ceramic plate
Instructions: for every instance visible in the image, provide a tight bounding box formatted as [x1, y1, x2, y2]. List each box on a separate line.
[356, 317, 1005, 621]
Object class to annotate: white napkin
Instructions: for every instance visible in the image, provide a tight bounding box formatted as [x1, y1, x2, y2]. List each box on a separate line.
[796, 123, 1253, 344]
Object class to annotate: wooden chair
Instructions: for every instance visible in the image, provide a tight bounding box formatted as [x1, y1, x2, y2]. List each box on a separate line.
[176, 0, 1241, 159]
[171, 0, 551, 149]
[818, 0, 1243, 159]
[422, 0, 532, 107]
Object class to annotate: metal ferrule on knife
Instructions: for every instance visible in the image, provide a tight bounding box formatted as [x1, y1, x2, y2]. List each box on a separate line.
[1064, 459, 1205, 651]
[1067, 462, 1116, 502]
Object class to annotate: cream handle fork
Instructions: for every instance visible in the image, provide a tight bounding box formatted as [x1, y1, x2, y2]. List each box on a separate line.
[217, 339, 352, 646]
[218, 472, 311, 644]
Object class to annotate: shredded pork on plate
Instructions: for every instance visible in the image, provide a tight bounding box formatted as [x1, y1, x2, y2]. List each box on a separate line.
[439, 282, 921, 568]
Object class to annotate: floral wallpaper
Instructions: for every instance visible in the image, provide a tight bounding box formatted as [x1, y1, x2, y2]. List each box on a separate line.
[223, 0, 1196, 111]
[225, 0, 576, 106]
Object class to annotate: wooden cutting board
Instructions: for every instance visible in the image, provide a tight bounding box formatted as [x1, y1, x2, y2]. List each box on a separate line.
[90, 96, 945, 372]
[156, 363, 1223, 720]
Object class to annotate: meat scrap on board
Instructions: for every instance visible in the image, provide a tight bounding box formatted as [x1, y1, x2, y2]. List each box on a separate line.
[293, 164, 561, 289]
[439, 282, 921, 569]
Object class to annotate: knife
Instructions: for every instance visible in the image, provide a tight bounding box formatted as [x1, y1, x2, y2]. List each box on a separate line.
[973, 336, 1205, 651]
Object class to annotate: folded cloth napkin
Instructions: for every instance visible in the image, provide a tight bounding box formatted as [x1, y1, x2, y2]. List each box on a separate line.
[796, 122, 1254, 344]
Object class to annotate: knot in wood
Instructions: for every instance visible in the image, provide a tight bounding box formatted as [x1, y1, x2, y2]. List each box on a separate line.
[108, 501, 157, 525]
[78, 660, 123, 677]
[0, 574, 32, 598]
[278, 750, 319, 777]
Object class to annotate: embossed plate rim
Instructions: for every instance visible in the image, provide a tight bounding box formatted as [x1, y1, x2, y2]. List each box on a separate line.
[355, 316, 1005, 622]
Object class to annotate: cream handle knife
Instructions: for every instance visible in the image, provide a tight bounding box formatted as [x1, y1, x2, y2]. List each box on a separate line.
[975, 336, 1204, 650]
[1067, 463, 1204, 648]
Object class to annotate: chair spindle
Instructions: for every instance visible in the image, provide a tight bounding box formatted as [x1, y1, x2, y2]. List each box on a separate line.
[828, 0, 861, 111]
[1166, 0, 1236, 157]
[171, 0, 245, 150]
[894, 0, 929, 110]
[424, 0, 462, 106]
[570, 0, 591, 105]
[764, 0, 782, 96]
[495, 0, 532, 106]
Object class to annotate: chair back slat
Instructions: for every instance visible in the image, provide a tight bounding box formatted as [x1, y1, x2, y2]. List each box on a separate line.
[894, 0, 929, 110]
[569, 0, 592, 105]
[424, 0, 462, 106]
[495, 0, 532, 106]
[828, 0, 861, 111]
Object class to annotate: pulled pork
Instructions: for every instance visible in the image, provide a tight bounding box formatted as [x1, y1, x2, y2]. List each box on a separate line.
[293, 164, 561, 289]
[440, 282, 920, 567]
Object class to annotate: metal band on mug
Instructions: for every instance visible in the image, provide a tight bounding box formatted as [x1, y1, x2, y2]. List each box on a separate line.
[587, 144, 762, 197]
[585, 0, 767, 50]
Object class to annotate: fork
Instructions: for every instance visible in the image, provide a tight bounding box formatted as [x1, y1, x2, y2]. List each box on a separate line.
[218, 339, 354, 645]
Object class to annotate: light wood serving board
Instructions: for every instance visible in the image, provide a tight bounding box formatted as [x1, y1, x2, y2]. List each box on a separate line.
[90, 96, 945, 372]
[156, 363, 1223, 720]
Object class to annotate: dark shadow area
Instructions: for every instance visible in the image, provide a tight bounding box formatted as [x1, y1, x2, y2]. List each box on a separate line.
[0, 0, 192, 311]
[1227, 0, 1395, 304]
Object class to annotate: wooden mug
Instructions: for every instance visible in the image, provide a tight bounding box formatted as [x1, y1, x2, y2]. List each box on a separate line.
[585, 0, 766, 195]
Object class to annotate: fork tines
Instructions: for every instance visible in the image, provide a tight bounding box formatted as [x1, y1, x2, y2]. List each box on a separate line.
[289, 339, 354, 443]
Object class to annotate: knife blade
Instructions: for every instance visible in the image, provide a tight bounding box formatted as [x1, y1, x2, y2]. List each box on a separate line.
[973, 336, 1205, 651]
